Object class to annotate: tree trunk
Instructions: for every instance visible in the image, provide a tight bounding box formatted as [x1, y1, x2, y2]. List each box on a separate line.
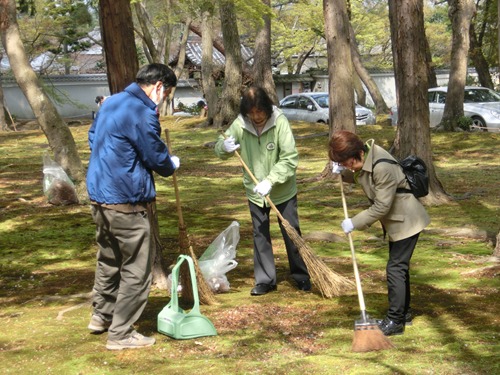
[425, 36, 438, 88]
[441, 0, 476, 131]
[494, 229, 500, 257]
[388, 0, 450, 205]
[0, 0, 85, 188]
[201, 9, 217, 124]
[252, 0, 278, 104]
[469, 19, 494, 89]
[349, 22, 389, 115]
[163, 18, 191, 116]
[0, 66, 7, 131]
[323, 0, 355, 135]
[353, 73, 366, 107]
[213, 0, 242, 128]
[133, 1, 159, 63]
[99, 0, 138, 94]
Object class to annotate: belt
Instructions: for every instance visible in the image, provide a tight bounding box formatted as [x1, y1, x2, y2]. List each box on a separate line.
[91, 200, 150, 213]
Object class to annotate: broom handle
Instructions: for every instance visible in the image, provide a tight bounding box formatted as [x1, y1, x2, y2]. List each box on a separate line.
[221, 133, 286, 222]
[165, 129, 185, 228]
[339, 176, 367, 313]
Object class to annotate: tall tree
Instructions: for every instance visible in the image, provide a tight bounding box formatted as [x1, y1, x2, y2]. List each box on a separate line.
[213, 0, 242, 128]
[440, 0, 476, 131]
[252, 0, 277, 104]
[200, 6, 217, 124]
[98, 0, 138, 93]
[0, 0, 84, 185]
[469, 12, 494, 89]
[348, 22, 389, 115]
[389, 0, 449, 204]
[323, 0, 355, 135]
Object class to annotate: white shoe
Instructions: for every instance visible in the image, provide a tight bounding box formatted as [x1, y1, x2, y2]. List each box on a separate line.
[106, 331, 156, 350]
[87, 314, 111, 333]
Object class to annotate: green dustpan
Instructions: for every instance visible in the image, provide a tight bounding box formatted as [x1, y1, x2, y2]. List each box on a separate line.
[158, 255, 217, 339]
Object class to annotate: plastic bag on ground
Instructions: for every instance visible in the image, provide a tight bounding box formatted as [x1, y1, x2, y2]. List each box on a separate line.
[42, 153, 78, 206]
[198, 221, 240, 293]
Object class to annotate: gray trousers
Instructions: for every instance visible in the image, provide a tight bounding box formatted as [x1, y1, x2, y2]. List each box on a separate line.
[248, 195, 309, 286]
[90, 205, 152, 340]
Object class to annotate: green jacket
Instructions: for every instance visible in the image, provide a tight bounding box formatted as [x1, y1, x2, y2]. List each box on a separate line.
[214, 107, 298, 207]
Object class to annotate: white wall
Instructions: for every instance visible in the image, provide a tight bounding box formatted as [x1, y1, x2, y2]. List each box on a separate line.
[2, 75, 201, 120]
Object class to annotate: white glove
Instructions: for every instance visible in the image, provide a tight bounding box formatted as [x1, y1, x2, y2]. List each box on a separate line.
[331, 161, 345, 174]
[223, 136, 240, 153]
[341, 218, 354, 234]
[170, 155, 180, 169]
[253, 179, 272, 197]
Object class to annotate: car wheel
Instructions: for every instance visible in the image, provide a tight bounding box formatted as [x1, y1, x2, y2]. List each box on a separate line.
[471, 116, 487, 132]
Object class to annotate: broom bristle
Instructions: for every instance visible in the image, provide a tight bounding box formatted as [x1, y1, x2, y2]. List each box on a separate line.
[180, 244, 217, 306]
[282, 221, 354, 297]
[352, 323, 395, 352]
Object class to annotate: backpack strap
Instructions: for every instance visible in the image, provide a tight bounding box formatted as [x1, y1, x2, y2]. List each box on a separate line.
[372, 158, 412, 194]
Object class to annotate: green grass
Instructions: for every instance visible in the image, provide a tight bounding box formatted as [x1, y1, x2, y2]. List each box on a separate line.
[1, 119, 499, 375]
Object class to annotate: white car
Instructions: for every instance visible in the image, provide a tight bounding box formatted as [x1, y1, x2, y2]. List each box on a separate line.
[279, 92, 376, 125]
[390, 86, 500, 132]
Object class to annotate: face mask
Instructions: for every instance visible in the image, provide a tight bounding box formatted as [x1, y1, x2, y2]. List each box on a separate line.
[151, 85, 165, 106]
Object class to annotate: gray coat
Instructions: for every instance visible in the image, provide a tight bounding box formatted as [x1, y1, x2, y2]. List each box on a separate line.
[342, 139, 430, 242]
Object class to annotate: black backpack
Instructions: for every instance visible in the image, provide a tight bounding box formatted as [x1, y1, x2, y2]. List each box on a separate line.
[373, 155, 429, 198]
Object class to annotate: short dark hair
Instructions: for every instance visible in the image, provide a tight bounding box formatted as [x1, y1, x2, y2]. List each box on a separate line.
[136, 63, 177, 89]
[328, 130, 365, 163]
[240, 86, 274, 118]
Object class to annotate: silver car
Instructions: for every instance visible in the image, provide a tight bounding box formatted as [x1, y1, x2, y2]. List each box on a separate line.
[279, 92, 376, 125]
[390, 86, 500, 132]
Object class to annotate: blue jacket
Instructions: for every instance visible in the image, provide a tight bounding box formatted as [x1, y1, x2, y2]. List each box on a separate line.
[86, 82, 176, 204]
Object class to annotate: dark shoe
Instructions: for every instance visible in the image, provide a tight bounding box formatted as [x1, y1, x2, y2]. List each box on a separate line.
[377, 310, 413, 326]
[378, 317, 404, 336]
[405, 311, 413, 326]
[296, 279, 311, 291]
[250, 283, 277, 296]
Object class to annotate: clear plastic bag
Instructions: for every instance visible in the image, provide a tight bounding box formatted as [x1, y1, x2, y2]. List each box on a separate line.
[42, 153, 78, 205]
[198, 221, 240, 293]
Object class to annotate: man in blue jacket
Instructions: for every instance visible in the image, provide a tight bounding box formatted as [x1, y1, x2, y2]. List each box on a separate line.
[86, 63, 179, 350]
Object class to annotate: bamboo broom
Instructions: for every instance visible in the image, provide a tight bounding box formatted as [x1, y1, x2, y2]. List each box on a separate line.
[339, 176, 394, 352]
[165, 129, 216, 305]
[226, 138, 353, 297]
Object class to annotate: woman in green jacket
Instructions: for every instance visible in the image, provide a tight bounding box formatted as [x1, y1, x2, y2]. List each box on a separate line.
[214, 86, 310, 296]
[328, 130, 430, 336]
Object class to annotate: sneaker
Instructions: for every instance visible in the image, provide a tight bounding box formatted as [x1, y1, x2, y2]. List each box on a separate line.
[378, 317, 404, 336]
[88, 314, 111, 334]
[106, 331, 156, 350]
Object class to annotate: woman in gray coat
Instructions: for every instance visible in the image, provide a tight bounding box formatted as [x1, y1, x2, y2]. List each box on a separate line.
[328, 130, 430, 336]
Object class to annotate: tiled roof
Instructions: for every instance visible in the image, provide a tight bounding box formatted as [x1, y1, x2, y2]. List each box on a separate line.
[185, 41, 254, 67]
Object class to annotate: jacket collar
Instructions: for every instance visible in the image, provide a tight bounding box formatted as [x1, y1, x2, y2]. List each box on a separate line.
[124, 82, 157, 110]
[361, 139, 376, 173]
[239, 106, 281, 136]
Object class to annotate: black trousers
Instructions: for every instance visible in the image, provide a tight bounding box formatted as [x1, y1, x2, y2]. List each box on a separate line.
[248, 195, 309, 285]
[386, 232, 420, 322]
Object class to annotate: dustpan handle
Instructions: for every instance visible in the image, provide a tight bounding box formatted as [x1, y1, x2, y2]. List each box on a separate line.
[170, 255, 202, 313]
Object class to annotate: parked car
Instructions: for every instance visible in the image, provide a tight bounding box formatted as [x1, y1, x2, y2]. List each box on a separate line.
[279, 92, 376, 125]
[390, 86, 500, 132]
